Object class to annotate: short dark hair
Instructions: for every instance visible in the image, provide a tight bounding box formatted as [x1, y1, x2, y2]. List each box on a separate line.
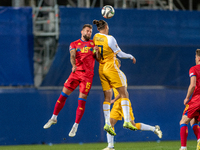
[82, 24, 92, 30]
[93, 19, 108, 30]
[196, 49, 200, 56]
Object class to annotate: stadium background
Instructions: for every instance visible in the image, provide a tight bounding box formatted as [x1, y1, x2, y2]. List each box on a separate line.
[0, 2, 200, 146]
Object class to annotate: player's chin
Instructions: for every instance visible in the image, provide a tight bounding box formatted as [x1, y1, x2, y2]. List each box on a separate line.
[84, 35, 91, 41]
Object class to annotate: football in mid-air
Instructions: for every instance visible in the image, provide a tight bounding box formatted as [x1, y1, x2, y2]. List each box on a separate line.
[101, 5, 115, 19]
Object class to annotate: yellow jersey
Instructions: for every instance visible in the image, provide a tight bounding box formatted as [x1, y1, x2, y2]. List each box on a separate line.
[93, 33, 121, 64]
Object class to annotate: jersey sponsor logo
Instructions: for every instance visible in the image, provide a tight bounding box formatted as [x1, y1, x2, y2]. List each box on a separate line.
[78, 43, 81, 45]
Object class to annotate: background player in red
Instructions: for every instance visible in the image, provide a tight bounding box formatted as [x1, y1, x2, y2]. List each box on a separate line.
[179, 49, 200, 150]
[43, 24, 100, 137]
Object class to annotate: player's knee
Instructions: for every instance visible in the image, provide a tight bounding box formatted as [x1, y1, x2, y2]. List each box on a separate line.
[110, 118, 117, 127]
[79, 92, 88, 99]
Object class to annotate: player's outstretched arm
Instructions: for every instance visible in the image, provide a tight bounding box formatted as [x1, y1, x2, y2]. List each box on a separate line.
[132, 56, 136, 64]
[117, 51, 136, 64]
[70, 49, 77, 73]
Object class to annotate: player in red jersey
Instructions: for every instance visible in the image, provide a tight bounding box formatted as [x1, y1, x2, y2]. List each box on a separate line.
[179, 49, 200, 150]
[43, 24, 100, 137]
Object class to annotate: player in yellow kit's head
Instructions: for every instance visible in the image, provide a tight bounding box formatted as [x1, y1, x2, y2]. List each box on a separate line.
[93, 20, 108, 33]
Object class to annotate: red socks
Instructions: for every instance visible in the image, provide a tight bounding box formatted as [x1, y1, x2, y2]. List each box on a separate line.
[53, 93, 86, 124]
[180, 124, 188, 147]
[75, 98, 86, 124]
[192, 124, 200, 139]
[53, 92, 68, 115]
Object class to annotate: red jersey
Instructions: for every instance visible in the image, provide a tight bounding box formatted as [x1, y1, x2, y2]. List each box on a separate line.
[69, 39, 95, 75]
[189, 64, 200, 101]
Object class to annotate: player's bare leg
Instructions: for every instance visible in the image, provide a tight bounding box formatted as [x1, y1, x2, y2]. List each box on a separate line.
[43, 87, 72, 129]
[116, 86, 137, 131]
[103, 89, 116, 136]
[69, 92, 87, 137]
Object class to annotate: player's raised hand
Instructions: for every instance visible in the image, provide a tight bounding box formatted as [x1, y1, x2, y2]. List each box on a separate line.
[132, 57, 136, 64]
[94, 46, 101, 62]
[94, 45, 99, 53]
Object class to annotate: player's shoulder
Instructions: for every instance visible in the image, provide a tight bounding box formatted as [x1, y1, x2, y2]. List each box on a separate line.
[189, 65, 200, 77]
[88, 39, 94, 43]
[70, 39, 81, 45]
[94, 33, 113, 38]
[87, 39, 95, 46]
[106, 35, 116, 42]
[190, 65, 200, 70]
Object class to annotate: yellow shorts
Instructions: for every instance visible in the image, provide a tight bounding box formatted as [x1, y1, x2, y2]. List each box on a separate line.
[99, 62, 126, 91]
[110, 98, 135, 121]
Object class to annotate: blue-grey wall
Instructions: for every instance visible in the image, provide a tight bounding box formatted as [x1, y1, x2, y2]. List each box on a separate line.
[0, 7, 34, 86]
[0, 88, 194, 145]
[42, 7, 200, 87]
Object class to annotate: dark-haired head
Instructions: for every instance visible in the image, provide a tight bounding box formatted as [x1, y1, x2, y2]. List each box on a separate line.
[82, 24, 92, 30]
[81, 24, 93, 41]
[93, 20, 108, 31]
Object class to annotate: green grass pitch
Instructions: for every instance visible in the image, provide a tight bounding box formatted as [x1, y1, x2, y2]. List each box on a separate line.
[0, 140, 197, 150]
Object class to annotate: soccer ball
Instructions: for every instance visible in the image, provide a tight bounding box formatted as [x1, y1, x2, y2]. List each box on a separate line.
[101, 5, 115, 19]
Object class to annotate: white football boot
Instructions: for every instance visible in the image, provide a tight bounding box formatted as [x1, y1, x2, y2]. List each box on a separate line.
[69, 126, 77, 137]
[154, 125, 162, 138]
[43, 119, 57, 129]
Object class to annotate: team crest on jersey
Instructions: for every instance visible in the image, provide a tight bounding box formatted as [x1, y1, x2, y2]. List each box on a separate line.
[90, 42, 94, 45]
[115, 44, 118, 48]
[78, 43, 81, 45]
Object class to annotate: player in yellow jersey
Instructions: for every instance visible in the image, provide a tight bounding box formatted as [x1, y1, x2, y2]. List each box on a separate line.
[93, 19, 137, 136]
[102, 58, 162, 150]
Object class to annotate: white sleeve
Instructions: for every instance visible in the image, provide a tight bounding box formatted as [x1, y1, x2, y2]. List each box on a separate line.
[117, 50, 134, 59]
[107, 36, 121, 53]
